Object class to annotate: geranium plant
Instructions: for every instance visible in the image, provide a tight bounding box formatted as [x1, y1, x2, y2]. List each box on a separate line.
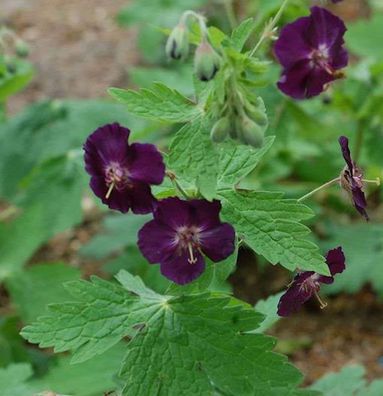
[19, 1, 380, 394]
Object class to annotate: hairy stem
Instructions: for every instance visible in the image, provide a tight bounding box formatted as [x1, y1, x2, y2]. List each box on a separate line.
[224, 0, 237, 30]
[297, 177, 340, 203]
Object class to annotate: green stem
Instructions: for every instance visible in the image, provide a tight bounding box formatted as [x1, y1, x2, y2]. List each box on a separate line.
[297, 177, 340, 203]
[166, 171, 190, 199]
[249, 0, 290, 57]
[224, 0, 237, 30]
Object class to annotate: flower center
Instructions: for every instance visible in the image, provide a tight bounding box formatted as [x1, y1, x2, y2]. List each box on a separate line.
[310, 44, 332, 73]
[175, 226, 201, 264]
[104, 162, 130, 198]
[299, 274, 327, 309]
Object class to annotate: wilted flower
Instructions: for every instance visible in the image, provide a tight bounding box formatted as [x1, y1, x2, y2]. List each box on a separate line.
[339, 136, 368, 220]
[194, 40, 220, 81]
[138, 197, 235, 285]
[274, 6, 348, 99]
[83, 123, 165, 214]
[277, 247, 346, 317]
[165, 23, 189, 60]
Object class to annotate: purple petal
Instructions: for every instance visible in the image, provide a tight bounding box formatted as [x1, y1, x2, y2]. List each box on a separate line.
[274, 17, 312, 69]
[160, 251, 205, 285]
[307, 7, 347, 50]
[138, 219, 177, 263]
[153, 197, 192, 230]
[129, 182, 157, 214]
[188, 199, 222, 230]
[352, 186, 369, 221]
[338, 136, 353, 174]
[277, 272, 316, 317]
[305, 67, 334, 98]
[326, 247, 346, 276]
[200, 223, 236, 262]
[84, 123, 130, 177]
[128, 143, 165, 185]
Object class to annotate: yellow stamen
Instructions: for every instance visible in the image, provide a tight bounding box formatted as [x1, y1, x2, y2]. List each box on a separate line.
[187, 243, 197, 264]
[314, 292, 327, 310]
[105, 182, 115, 199]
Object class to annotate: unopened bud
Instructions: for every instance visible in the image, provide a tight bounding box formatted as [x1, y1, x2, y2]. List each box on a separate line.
[194, 40, 220, 82]
[237, 115, 264, 148]
[245, 98, 268, 127]
[211, 116, 230, 143]
[165, 23, 189, 60]
[15, 39, 29, 57]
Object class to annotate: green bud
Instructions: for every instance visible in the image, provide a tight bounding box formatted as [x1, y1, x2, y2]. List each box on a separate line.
[211, 116, 230, 143]
[165, 23, 189, 60]
[237, 115, 264, 148]
[15, 39, 29, 58]
[194, 40, 220, 82]
[245, 97, 268, 127]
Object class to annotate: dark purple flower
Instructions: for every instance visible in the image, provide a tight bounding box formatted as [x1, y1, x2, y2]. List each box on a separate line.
[83, 123, 165, 214]
[274, 6, 348, 99]
[138, 197, 236, 285]
[277, 247, 346, 317]
[339, 136, 369, 220]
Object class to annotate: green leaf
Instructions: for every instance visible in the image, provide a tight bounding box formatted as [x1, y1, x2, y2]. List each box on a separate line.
[231, 18, 255, 51]
[219, 190, 328, 274]
[347, 14, 383, 60]
[22, 271, 308, 395]
[31, 344, 125, 396]
[0, 363, 37, 396]
[168, 118, 219, 199]
[253, 292, 283, 333]
[322, 224, 383, 295]
[310, 365, 383, 396]
[218, 136, 275, 188]
[5, 263, 81, 323]
[108, 83, 203, 123]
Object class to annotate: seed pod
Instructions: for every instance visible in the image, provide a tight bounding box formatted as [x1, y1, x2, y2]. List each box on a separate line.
[211, 116, 230, 143]
[194, 40, 220, 82]
[165, 23, 189, 60]
[237, 115, 264, 148]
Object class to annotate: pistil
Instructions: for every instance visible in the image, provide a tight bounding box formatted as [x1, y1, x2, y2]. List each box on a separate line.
[105, 182, 115, 199]
[187, 243, 197, 264]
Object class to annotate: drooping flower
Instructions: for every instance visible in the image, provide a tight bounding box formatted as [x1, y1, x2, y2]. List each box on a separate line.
[83, 123, 165, 214]
[274, 6, 348, 99]
[338, 136, 369, 220]
[138, 197, 236, 285]
[277, 247, 346, 317]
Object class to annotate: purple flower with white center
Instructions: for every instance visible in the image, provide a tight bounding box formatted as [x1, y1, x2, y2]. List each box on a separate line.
[138, 197, 236, 285]
[339, 136, 369, 220]
[274, 6, 348, 99]
[277, 247, 346, 317]
[83, 123, 165, 214]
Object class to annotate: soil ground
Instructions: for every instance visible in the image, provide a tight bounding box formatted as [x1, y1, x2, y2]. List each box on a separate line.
[2, 0, 382, 387]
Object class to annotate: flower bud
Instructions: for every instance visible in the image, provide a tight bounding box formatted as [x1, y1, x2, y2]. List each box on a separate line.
[15, 39, 29, 58]
[245, 98, 268, 127]
[211, 116, 230, 143]
[165, 23, 189, 60]
[237, 115, 264, 148]
[194, 40, 220, 82]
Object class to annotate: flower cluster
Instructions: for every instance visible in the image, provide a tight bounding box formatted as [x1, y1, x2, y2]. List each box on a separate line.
[274, 6, 348, 99]
[84, 123, 235, 285]
[278, 247, 346, 316]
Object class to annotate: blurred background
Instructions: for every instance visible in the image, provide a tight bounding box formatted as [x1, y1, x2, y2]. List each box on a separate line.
[0, 0, 382, 394]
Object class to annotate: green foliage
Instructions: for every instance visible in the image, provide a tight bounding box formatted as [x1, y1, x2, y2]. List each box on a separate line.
[347, 14, 383, 61]
[322, 224, 383, 295]
[231, 18, 255, 51]
[22, 271, 309, 396]
[253, 292, 283, 333]
[5, 263, 81, 323]
[310, 365, 383, 396]
[0, 363, 37, 396]
[168, 118, 219, 199]
[108, 83, 203, 123]
[219, 190, 328, 274]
